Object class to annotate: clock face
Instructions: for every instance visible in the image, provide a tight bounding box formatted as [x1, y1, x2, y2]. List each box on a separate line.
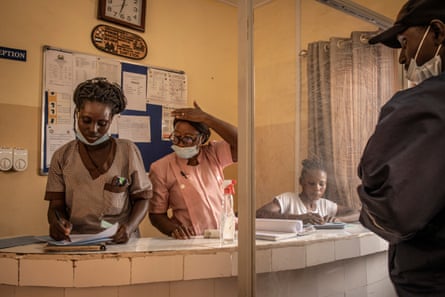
[105, 0, 142, 26]
[98, 0, 146, 32]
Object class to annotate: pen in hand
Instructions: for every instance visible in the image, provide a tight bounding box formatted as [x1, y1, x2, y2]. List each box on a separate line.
[55, 210, 72, 242]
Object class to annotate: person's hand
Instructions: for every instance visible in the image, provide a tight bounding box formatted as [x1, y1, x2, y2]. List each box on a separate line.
[171, 101, 208, 123]
[323, 215, 340, 223]
[49, 216, 72, 241]
[170, 224, 195, 239]
[297, 213, 325, 225]
[112, 224, 131, 243]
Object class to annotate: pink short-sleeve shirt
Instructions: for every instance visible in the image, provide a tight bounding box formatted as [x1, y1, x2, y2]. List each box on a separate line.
[149, 140, 234, 235]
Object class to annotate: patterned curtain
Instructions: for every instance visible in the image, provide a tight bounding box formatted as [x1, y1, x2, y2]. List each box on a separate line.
[305, 31, 401, 209]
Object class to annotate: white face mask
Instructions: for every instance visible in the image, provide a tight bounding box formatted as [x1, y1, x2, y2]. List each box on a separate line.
[74, 116, 110, 146]
[171, 144, 200, 159]
[406, 25, 443, 85]
[76, 130, 110, 146]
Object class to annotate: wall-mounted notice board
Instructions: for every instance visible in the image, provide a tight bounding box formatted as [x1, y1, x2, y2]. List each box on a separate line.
[41, 45, 188, 175]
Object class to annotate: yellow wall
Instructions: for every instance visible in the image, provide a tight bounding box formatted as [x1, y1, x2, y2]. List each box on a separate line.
[0, 0, 238, 237]
[253, 0, 404, 209]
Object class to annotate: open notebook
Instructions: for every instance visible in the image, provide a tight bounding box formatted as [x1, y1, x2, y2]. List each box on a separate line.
[46, 223, 118, 246]
[255, 218, 304, 241]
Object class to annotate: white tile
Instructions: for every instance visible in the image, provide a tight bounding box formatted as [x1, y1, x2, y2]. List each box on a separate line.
[170, 279, 214, 297]
[359, 235, 382, 256]
[184, 252, 232, 280]
[256, 268, 318, 297]
[231, 251, 238, 276]
[366, 253, 389, 284]
[15, 286, 64, 297]
[65, 286, 118, 297]
[335, 238, 360, 260]
[272, 246, 306, 271]
[378, 237, 389, 252]
[0, 258, 18, 285]
[367, 278, 397, 297]
[256, 272, 286, 297]
[118, 283, 170, 297]
[255, 249, 272, 273]
[131, 255, 183, 284]
[214, 277, 237, 297]
[306, 241, 335, 266]
[315, 262, 345, 297]
[344, 258, 367, 290]
[20, 259, 73, 287]
[74, 258, 130, 287]
[346, 286, 368, 297]
[0, 285, 15, 297]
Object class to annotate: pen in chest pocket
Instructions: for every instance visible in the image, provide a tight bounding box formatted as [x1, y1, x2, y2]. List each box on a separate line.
[112, 176, 127, 186]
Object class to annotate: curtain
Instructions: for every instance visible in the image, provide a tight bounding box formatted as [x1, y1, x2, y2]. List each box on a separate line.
[305, 31, 400, 208]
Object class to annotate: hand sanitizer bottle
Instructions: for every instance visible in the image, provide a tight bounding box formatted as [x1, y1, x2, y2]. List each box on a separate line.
[220, 180, 236, 244]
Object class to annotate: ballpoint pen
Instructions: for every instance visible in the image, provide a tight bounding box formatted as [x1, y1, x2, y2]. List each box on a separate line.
[55, 210, 72, 242]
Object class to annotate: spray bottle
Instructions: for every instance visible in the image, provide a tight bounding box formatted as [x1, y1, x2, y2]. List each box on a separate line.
[220, 179, 236, 244]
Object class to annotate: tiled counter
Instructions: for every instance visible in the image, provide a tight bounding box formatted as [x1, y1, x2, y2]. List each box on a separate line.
[0, 223, 396, 297]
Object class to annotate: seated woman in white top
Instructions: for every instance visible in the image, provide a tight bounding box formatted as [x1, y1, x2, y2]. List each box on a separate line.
[256, 158, 359, 225]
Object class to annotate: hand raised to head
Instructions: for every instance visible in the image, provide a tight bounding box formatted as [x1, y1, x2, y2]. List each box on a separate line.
[171, 101, 208, 123]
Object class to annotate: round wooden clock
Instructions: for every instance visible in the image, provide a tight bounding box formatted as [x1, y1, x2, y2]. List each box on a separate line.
[98, 0, 146, 32]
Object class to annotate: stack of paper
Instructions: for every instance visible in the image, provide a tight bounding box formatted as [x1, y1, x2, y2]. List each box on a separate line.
[45, 223, 118, 250]
[255, 218, 303, 241]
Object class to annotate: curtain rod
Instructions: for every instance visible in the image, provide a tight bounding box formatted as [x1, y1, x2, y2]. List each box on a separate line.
[315, 0, 393, 29]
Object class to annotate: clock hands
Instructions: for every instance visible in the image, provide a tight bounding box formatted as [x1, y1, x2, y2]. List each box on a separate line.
[119, 0, 127, 15]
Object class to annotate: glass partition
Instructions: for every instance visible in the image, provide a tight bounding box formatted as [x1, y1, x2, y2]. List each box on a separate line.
[244, 0, 404, 296]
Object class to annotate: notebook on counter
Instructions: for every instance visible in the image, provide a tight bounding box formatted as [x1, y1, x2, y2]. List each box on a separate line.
[45, 223, 118, 247]
[255, 231, 298, 241]
[255, 218, 303, 241]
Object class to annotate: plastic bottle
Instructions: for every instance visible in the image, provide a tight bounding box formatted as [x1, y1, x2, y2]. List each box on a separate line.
[220, 180, 236, 244]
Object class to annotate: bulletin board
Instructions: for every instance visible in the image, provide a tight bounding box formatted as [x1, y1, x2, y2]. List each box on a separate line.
[40, 45, 188, 175]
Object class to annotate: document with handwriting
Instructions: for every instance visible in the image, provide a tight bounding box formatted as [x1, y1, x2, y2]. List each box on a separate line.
[47, 223, 118, 246]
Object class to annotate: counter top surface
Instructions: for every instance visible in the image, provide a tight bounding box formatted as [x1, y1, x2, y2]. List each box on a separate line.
[0, 223, 376, 257]
[0, 223, 389, 289]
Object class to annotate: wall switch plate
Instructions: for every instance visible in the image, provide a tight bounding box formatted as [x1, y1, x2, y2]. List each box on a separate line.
[13, 147, 28, 171]
[0, 147, 13, 171]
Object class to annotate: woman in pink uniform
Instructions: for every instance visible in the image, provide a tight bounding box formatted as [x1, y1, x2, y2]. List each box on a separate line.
[149, 101, 237, 239]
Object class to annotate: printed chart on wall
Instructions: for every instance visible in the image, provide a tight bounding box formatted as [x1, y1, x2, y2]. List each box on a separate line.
[41, 45, 188, 175]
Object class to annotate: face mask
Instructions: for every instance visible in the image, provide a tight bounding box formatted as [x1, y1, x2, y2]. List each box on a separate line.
[406, 25, 443, 85]
[74, 115, 110, 146]
[76, 130, 110, 146]
[171, 144, 200, 159]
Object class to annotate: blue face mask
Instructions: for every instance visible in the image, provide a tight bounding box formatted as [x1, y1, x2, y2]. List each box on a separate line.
[171, 144, 200, 159]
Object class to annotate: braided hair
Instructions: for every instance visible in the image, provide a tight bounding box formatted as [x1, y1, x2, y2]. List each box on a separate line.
[73, 77, 127, 116]
[299, 158, 327, 182]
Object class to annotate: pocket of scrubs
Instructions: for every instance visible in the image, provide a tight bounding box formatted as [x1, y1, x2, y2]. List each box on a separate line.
[103, 183, 129, 215]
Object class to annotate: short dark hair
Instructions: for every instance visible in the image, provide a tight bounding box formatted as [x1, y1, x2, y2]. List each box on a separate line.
[73, 77, 127, 116]
[173, 118, 211, 144]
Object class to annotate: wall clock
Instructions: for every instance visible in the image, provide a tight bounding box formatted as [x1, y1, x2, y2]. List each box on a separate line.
[98, 0, 146, 32]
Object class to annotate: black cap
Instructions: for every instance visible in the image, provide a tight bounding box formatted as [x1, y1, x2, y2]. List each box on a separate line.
[369, 0, 445, 48]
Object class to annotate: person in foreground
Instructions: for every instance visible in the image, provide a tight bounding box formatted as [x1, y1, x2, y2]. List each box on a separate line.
[358, 0, 445, 296]
[256, 158, 359, 224]
[45, 77, 152, 244]
[149, 101, 237, 239]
